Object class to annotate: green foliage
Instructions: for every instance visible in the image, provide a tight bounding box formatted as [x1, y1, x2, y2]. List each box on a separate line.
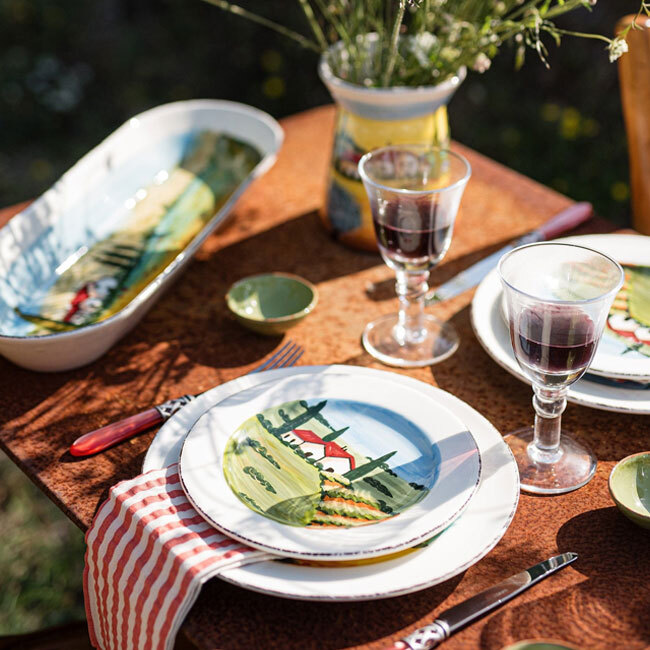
[246, 438, 281, 469]
[363, 475, 393, 498]
[202, 0, 650, 87]
[243, 465, 277, 493]
[0, 452, 86, 634]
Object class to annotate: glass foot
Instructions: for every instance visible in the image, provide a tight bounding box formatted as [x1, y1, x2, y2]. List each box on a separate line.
[362, 313, 459, 368]
[505, 427, 597, 495]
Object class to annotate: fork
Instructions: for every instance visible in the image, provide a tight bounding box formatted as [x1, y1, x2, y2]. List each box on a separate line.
[69, 341, 304, 457]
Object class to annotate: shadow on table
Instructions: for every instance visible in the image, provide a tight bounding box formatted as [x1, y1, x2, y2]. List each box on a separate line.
[478, 506, 650, 649]
[187, 572, 463, 650]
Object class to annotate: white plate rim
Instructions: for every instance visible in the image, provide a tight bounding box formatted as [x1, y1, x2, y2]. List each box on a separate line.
[471, 264, 650, 415]
[143, 365, 520, 601]
[178, 372, 482, 560]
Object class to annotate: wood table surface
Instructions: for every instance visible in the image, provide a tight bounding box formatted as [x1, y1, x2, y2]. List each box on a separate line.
[1, 105, 647, 650]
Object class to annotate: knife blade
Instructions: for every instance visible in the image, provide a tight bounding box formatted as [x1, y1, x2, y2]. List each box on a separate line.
[386, 552, 578, 650]
[425, 202, 593, 305]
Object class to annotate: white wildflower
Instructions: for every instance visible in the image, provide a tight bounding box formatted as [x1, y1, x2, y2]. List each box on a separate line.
[608, 36, 629, 62]
[408, 32, 437, 67]
[472, 52, 492, 73]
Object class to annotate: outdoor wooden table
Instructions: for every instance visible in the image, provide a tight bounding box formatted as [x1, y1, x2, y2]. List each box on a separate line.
[0, 105, 647, 650]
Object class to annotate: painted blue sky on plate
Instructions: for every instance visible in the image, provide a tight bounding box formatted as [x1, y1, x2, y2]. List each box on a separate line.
[305, 398, 438, 486]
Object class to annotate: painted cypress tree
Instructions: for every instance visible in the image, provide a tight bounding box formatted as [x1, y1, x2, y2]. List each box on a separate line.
[344, 451, 397, 481]
[322, 427, 349, 442]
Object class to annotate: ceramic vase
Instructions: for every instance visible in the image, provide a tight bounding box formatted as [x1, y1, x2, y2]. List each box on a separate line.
[319, 48, 466, 251]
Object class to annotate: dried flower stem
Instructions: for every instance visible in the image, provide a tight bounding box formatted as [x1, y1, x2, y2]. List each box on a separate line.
[382, 1, 407, 87]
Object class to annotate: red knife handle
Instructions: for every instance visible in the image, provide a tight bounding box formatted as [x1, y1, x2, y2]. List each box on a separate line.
[535, 201, 593, 241]
[70, 408, 163, 457]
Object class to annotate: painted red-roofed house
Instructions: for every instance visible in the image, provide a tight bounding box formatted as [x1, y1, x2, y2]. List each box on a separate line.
[281, 429, 356, 475]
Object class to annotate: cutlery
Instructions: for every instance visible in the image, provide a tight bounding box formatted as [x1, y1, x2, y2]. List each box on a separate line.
[426, 202, 593, 305]
[387, 552, 578, 650]
[69, 341, 303, 456]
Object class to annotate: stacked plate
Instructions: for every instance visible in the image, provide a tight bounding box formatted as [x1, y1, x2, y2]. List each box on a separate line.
[143, 365, 519, 601]
[472, 234, 650, 414]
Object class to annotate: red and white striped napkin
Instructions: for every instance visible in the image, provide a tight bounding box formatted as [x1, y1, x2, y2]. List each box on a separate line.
[84, 464, 270, 650]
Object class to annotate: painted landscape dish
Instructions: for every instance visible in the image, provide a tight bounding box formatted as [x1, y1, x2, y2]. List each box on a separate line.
[179, 373, 481, 560]
[10, 132, 260, 336]
[559, 235, 650, 382]
[223, 398, 435, 529]
[144, 365, 518, 602]
[472, 263, 650, 414]
[0, 100, 282, 371]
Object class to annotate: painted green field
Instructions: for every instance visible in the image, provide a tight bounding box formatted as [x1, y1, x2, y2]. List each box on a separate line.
[223, 399, 429, 528]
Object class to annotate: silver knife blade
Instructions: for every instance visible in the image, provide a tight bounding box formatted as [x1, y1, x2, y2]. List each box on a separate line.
[424, 201, 593, 306]
[426, 232, 539, 305]
[399, 552, 577, 650]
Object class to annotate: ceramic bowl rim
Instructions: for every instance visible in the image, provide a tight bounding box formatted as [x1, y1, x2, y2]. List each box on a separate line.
[608, 451, 650, 519]
[226, 272, 318, 324]
[0, 99, 283, 346]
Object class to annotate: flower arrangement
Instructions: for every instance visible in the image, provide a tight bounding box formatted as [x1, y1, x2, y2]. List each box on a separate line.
[202, 0, 650, 87]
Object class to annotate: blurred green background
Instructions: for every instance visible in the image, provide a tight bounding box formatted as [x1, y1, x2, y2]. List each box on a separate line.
[0, 0, 641, 635]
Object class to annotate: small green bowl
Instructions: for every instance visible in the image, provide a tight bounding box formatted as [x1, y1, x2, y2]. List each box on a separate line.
[609, 451, 650, 529]
[226, 272, 318, 336]
[502, 641, 580, 650]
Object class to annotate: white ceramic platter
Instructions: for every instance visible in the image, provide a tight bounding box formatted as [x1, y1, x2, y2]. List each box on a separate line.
[0, 100, 283, 371]
[144, 365, 520, 601]
[179, 372, 481, 561]
[472, 264, 650, 414]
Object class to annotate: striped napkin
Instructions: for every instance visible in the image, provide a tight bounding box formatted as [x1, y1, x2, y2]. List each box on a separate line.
[84, 464, 270, 650]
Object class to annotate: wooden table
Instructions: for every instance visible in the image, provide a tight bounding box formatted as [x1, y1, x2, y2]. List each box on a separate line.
[1, 106, 647, 650]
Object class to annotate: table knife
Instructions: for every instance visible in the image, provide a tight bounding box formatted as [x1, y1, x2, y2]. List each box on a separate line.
[386, 552, 578, 650]
[425, 202, 593, 305]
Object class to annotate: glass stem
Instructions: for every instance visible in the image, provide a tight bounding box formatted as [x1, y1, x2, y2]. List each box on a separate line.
[394, 270, 429, 345]
[529, 385, 567, 464]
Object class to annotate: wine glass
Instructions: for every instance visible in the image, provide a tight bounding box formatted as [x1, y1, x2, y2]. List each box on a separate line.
[498, 242, 624, 494]
[358, 145, 471, 367]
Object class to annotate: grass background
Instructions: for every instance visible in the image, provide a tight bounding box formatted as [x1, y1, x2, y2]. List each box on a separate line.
[0, 0, 644, 634]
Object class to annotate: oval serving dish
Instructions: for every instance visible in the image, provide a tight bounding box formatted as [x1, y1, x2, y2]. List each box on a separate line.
[0, 100, 283, 371]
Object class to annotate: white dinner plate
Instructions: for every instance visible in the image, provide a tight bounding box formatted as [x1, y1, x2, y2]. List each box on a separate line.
[472, 265, 650, 414]
[143, 365, 519, 601]
[179, 372, 481, 561]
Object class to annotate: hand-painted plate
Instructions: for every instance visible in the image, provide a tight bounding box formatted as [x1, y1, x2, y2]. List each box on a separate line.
[557, 235, 650, 382]
[472, 264, 650, 414]
[144, 365, 519, 601]
[179, 372, 481, 561]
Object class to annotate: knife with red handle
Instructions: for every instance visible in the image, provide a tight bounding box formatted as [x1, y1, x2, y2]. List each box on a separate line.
[69, 396, 196, 457]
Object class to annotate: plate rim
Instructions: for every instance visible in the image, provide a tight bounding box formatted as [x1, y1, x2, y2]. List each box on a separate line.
[143, 365, 520, 601]
[178, 372, 482, 560]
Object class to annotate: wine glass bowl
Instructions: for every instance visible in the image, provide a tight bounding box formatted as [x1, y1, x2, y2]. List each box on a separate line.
[498, 242, 624, 494]
[358, 145, 471, 367]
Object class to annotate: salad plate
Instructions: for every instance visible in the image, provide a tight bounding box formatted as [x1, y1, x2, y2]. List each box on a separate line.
[0, 99, 282, 371]
[179, 372, 481, 561]
[144, 365, 519, 601]
[472, 263, 650, 414]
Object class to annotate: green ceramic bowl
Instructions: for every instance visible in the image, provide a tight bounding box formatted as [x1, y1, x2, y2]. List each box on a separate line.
[502, 642, 580, 650]
[609, 452, 650, 529]
[226, 273, 318, 336]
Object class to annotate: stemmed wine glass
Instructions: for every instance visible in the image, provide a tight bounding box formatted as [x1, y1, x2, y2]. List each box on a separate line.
[498, 242, 624, 494]
[358, 145, 471, 367]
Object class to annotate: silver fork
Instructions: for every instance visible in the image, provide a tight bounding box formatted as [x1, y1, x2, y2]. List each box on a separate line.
[69, 341, 304, 457]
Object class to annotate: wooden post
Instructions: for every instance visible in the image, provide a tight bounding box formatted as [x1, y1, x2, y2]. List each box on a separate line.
[617, 15, 650, 234]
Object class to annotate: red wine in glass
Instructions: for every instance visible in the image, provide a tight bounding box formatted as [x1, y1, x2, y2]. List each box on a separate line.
[371, 196, 454, 272]
[511, 307, 596, 386]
